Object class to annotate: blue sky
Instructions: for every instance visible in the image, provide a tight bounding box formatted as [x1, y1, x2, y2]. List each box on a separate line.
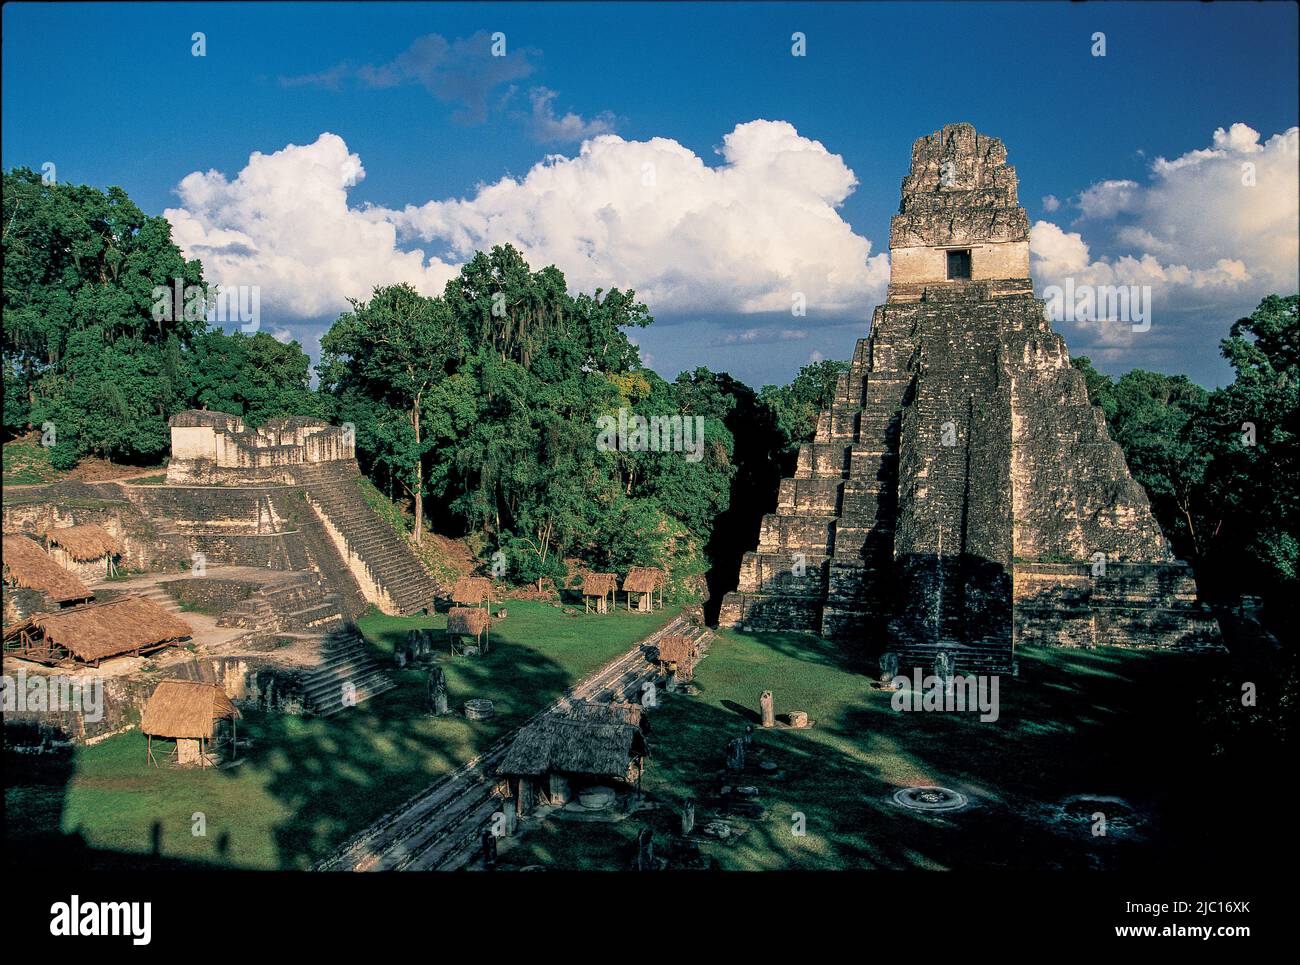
[4, 1, 1297, 388]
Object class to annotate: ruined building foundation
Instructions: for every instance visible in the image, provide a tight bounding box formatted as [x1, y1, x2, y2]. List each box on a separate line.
[719, 123, 1221, 672]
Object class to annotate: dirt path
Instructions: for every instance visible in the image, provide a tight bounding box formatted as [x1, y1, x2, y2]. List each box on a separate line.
[317, 615, 713, 872]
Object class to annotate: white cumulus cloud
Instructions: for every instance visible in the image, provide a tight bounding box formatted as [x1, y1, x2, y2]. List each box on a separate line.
[165, 134, 458, 319]
[166, 122, 890, 322]
[1030, 123, 1297, 363]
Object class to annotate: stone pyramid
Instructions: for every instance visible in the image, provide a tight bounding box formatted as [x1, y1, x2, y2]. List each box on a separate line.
[719, 123, 1220, 672]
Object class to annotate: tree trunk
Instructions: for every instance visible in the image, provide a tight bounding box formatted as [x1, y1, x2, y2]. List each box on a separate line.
[412, 399, 424, 544]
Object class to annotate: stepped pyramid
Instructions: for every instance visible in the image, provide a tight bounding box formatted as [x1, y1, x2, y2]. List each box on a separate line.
[719, 123, 1221, 672]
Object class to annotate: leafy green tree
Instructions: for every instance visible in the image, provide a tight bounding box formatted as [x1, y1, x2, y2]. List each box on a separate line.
[319, 283, 460, 542]
[1199, 294, 1299, 609]
[187, 330, 323, 426]
[3, 167, 205, 460]
[759, 358, 851, 463]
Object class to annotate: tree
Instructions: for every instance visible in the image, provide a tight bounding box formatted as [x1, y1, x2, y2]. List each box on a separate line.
[187, 330, 323, 426]
[2, 167, 205, 460]
[1199, 295, 1299, 609]
[759, 358, 851, 463]
[319, 283, 460, 542]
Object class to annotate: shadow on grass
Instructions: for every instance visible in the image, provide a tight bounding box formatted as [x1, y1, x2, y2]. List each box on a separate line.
[499, 629, 1271, 871]
[3, 601, 681, 871]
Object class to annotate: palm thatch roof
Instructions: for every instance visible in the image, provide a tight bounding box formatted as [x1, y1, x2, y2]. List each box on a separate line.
[621, 567, 663, 594]
[447, 606, 490, 636]
[561, 699, 644, 729]
[141, 679, 240, 739]
[581, 572, 618, 597]
[450, 576, 492, 605]
[656, 635, 698, 665]
[45, 523, 120, 561]
[498, 714, 647, 779]
[3, 595, 192, 662]
[2, 534, 93, 603]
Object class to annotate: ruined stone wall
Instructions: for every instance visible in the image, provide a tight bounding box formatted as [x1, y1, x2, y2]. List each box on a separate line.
[2, 654, 313, 748]
[167, 412, 354, 484]
[3, 482, 190, 573]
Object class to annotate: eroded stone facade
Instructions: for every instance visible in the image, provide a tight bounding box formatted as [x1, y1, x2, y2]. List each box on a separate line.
[719, 124, 1221, 671]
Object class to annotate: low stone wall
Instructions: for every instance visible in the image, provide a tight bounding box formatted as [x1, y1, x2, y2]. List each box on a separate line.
[2, 652, 315, 749]
[1013, 561, 1222, 650]
[3, 484, 190, 573]
[158, 578, 255, 613]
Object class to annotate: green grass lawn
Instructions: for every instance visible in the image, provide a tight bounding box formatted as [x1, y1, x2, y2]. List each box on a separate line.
[496, 628, 1256, 871]
[3, 600, 680, 870]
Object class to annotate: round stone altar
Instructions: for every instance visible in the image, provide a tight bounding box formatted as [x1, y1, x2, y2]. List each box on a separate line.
[892, 786, 968, 812]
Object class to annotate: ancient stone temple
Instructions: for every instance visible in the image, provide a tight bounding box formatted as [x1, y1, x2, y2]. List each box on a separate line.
[719, 123, 1220, 672]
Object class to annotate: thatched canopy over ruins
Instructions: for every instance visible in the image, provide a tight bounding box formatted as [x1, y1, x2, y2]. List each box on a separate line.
[45, 523, 119, 561]
[581, 573, 618, 597]
[2, 595, 192, 664]
[451, 576, 492, 606]
[499, 713, 647, 779]
[621, 567, 663, 594]
[447, 606, 490, 637]
[2, 534, 93, 604]
[656, 635, 698, 666]
[561, 699, 644, 729]
[142, 680, 240, 739]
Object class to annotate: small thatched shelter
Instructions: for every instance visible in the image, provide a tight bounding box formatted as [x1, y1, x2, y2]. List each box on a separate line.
[2, 595, 192, 667]
[2, 534, 93, 607]
[44, 524, 120, 578]
[450, 576, 492, 609]
[561, 699, 647, 731]
[621, 567, 664, 612]
[142, 679, 241, 767]
[447, 606, 490, 654]
[498, 707, 648, 815]
[581, 573, 618, 613]
[656, 634, 700, 680]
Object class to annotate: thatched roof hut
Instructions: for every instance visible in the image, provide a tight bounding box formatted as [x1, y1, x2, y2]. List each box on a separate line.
[499, 714, 647, 781]
[447, 606, 490, 653]
[44, 524, 119, 561]
[448, 606, 490, 636]
[2, 595, 192, 667]
[142, 680, 241, 739]
[450, 576, 492, 607]
[561, 699, 645, 730]
[581, 573, 618, 596]
[141, 679, 240, 767]
[581, 572, 618, 612]
[656, 634, 700, 679]
[656, 635, 698, 666]
[621, 566, 664, 611]
[2, 534, 93, 605]
[622, 567, 662, 594]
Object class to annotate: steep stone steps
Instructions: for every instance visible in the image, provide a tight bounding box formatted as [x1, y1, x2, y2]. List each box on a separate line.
[302, 476, 437, 616]
[303, 627, 396, 717]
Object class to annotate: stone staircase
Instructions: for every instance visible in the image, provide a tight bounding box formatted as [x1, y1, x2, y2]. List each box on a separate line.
[138, 583, 187, 615]
[300, 626, 396, 717]
[291, 465, 438, 616]
[218, 572, 347, 634]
